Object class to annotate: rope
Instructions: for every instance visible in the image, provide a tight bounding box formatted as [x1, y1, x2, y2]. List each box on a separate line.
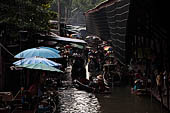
[0, 43, 15, 57]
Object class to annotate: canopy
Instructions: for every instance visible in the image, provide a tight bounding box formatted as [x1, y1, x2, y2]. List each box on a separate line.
[39, 47, 60, 53]
[50, 32, 87, 44]
[14, 47, 61, 58]
[71, 43, 84, 49]
[13, 57, 61, 67]
[104, 46, 112, 51]
[16, 63, 63, 72]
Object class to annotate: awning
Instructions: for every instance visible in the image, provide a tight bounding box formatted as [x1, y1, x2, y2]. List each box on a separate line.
[71, 43, 84, 49]
[50, 32, 87, 44]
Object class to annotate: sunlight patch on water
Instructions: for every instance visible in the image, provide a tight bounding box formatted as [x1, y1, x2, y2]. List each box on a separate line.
[58, 88, 101, 113]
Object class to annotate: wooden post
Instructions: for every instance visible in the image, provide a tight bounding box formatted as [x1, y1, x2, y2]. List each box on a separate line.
[65, 7, 67, 24]
[167, 40, 170, 110]
[135, 36, 139, 59]
[166, 70, 169, 111]
[58, 0, 61, 36]
[0, 46, 3, 90]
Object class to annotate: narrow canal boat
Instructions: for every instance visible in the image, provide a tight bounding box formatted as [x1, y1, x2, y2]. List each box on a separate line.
[73, 79, 111, 94]
[73, 79, 95, 93]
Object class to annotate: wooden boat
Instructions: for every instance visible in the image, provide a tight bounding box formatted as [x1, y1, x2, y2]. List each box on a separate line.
[9, 91, 57, 113]
[0, 92, 13, 113]
[73, 79, 95, 93]
[0, 107, 11, 113]
[131, 88, 150, 96]
[37, 98, 56, 113]
[73, 79, 111, 94]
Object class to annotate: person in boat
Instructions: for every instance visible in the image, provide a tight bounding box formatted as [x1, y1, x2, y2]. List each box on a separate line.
[25, 77, 39, 106]
[76, 61, 89, 85]
[21, 91, 33, 110]
[71, 58, 81, 81]
[156, 71, 163, 97]
[97, 75, 108, 92]
[103, 64, 110, 87]
[28, 82, 38, 97]
[132, 79, 144, 94]
[0, 96, 5, 108]
[135, 70, 143, 80]
[129, 70, 135, 88]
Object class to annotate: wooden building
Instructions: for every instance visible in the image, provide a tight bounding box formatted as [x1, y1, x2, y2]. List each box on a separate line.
[85, 0, 169, 67]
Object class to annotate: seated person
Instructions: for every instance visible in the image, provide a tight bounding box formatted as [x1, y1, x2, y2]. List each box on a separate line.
[21, 91, 32, 110]
[0, 96, 6, 108]
[133, 79, 144, 94]
[97, 75, 108, 92]
[28, 83, 38, 97]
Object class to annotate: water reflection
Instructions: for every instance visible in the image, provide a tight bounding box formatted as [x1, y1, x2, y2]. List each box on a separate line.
[97, 86, 168, 113]
[58, 88, 100, 113]
[57, 86, 169, 113]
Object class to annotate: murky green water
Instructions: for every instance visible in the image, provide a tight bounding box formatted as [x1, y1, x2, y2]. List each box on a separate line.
[57, 85, 168, 113]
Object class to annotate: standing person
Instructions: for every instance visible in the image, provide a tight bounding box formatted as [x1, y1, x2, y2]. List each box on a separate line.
[103, 65, 110, 88]
[150, 70, 156, 89]
[79, 66, 86, 79]
[129, 70, 135, 88]
[163, 70, 167, 95]
[71, 59, 79, 82]
[84, 48, 89, 65]
[156, 72, 163, 98]
[78, 58, 86, 79]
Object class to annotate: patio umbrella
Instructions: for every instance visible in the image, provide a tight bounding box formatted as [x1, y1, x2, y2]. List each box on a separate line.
[71, 43, 84, 49]
[39, 47, 60, 53]
[65, 45, 71, 48]
[14, 47, 61, 58]
[13, 57, 62, 67]
[16, 63, 63, 72]
[104, 46, 112, 51]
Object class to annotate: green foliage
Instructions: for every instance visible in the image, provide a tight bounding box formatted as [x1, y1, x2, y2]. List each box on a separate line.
[0, 0, 57, 33]
[71, 0, 107, 12]
[49, 0, 107, 24]
[71, 0, 92, 11]
[0, 0, 107, 34]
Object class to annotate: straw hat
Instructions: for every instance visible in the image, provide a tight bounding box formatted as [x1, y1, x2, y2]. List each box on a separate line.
[97, 75, 103, 80]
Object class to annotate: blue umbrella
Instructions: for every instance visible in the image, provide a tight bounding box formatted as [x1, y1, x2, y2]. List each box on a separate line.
[16, 63, 63, 72]
[13, 57, 62, 67]
[14, 47, 61, 58]
[39, 47, 60, 53]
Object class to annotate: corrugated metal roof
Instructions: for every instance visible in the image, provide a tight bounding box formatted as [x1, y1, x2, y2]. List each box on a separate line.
[85, 0, 119, 14]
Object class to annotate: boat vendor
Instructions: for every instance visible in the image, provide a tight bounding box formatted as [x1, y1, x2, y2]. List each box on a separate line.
[103, 64, 110, 86]
[28, 82, 38, 97]
[0, 96, 5, 108]
[132, 79, 144, 94]
[21, 77, 42, 109]
[71, 58, 86, 82]
[97, 75, 108, 92]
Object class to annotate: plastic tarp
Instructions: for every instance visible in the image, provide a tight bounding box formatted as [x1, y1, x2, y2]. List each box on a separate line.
[50, 32, 87, 44]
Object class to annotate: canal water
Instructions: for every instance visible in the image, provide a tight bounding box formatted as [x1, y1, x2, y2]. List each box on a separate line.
[56, 66, 169, 113]
[57, 85, 168, 113]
